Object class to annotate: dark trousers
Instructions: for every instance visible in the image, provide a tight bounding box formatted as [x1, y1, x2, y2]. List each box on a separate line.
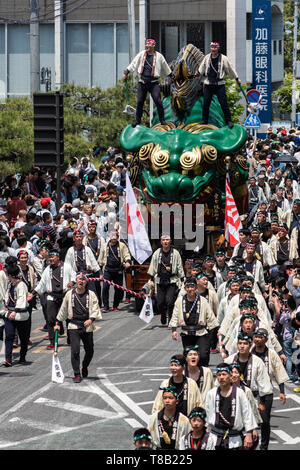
[259, 393, 273, 450]
[209, 326, 219, 350]
[202, 84, 232, 124]
[102, 270, 124, 309]
[69, 329, 94, 376]
[181, 333, 210, 366]
[156, 283, 178, 321]
[46, 298, 63, 345]
[4, 317, 31, 362]
[136, 81, 165, 123]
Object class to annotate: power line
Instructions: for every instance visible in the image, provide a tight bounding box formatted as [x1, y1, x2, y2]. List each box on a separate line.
[0, 0, 90, 24]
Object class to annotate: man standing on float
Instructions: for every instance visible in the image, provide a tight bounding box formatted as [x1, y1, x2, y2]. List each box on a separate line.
[198, 42, 242, 129]
[123, 38, 172, 127]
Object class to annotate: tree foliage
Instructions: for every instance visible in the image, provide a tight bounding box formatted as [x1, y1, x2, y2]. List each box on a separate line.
[284, 0, 300, 74]
[273, 73, 300, 114]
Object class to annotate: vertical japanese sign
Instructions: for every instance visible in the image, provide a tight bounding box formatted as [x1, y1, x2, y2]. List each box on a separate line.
[252, 0, 272, 127]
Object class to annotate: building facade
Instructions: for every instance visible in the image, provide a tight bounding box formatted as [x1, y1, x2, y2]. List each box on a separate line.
[0, 0, 284, 98]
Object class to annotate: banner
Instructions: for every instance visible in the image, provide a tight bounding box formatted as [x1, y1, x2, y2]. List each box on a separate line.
[252, 0, 272, 131]
[139, 296, 154, 324]
[52, 355, 64, 384]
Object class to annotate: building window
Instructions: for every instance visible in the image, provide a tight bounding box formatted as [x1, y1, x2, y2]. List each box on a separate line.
[273, 40, 277, 55]
[278, 39, 282, 55]
[212, 22, 226, 55]
[246, 13, 252, 41]
[66, 24, 89, 86]
[40, 24, 55, 87]
[186, 23, 205, 52]
[8, 24, 30, 95]
[116, 23, 139, 83]
[92, 24, 114, 89]
[162, 23, 180, 63]
[0, 25, 5, 96]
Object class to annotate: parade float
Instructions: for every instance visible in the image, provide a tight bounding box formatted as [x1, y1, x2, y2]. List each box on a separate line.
[120, 44, 249, 299]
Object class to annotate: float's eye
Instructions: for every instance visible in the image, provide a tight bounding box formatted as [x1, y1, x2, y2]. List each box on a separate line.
[150, 145, 170, 171]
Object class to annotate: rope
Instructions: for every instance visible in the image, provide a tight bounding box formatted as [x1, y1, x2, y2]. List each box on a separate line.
[88, 277, 146, 298]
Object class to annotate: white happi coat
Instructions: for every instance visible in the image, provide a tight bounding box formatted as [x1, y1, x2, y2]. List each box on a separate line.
[148, 411, 191, 450]
[65, 245, 100, 273]
[56, 288, 102, 332]
[225, 353, 273, 397]
[226, 294, 272, 328]
[224, 313, 281, 355]
[205, 386, 257, 449]
[184, 366, 214, 403]
[252, 347, 289, 388]
[217, 293, 237, 325]
[35, 263, 76, 300]
[152, 377, 204, 415]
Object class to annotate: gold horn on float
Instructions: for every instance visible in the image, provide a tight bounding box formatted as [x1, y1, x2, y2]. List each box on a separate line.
[139, 143, 154, 164]
[202, 144, 217, 164]
[150, 144, 170, 175]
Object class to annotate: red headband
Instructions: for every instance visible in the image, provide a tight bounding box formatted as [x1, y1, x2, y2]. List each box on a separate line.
[145, 38, 156, 45]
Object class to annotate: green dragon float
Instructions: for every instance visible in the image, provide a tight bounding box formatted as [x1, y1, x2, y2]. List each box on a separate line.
[120, 44, 249, 231]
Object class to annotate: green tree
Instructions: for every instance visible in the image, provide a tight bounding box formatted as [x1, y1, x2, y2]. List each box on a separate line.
[225, 78, 246, 123]
[273, 73, 300, 115]
[0, 97, 34, 175]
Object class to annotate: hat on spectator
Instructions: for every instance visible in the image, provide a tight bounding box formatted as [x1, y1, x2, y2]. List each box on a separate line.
[40, 197, 51, 207]
[70, 208, 80, 216]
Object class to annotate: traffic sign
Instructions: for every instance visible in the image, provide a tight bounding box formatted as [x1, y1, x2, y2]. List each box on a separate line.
[247, 89, 262, 104]
[244, 113, 261, 129]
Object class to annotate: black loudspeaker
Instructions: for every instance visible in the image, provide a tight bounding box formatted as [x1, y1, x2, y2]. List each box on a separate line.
[33, 92, 64, 167]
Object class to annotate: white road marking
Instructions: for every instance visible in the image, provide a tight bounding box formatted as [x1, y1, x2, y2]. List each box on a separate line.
[34, 397, 121, 419]
[113, 380, 141, 386]
[142, 373, 170, 376]
[99, 371, 150, 425]
[98, 367, 169, 378]
[0, 416, 121, 449]
[0, 382, 53, 426]
[271, 430, 300, 445]
[136, 401, 154, 406]
[61, 381, 128, 417]
[126, 389, 152, 395]
[150, 379, 167, 381]
[274, 407, 300, 413]
[292, 421, 300, 424]
[9, 416, 71, 433]
[124, 418, 143, 428]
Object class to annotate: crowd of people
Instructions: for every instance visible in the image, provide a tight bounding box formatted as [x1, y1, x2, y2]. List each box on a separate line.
[1, 125, 300, 451]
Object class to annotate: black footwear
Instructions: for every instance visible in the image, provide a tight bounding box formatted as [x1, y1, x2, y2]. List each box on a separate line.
[82, 366, 88, 378]
[160, 120, 167, 126]
[18, 357, 27, 364]
[3, 360, 12, 367]
[161, 312, 167, 325]
[132, 121, 140, 128]
[41, 324, 48, 332]
[227, 121, 234, 129]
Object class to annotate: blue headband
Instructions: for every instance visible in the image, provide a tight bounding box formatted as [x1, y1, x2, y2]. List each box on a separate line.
[159, 386, 178, 398]
[216, 366, 231, 374]
[134, 434, 152, 442]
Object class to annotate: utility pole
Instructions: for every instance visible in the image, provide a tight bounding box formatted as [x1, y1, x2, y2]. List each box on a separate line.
[30, 0, 40, 96]
[139, 0, 147, 52]
[128, 0, 136, 63]
[54, 0, 64, 90]
[292, 0, 298, 127]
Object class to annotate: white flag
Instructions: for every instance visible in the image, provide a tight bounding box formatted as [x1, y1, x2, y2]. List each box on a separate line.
[52, 354, 64, 384]
[126, 172, 153, 264]
[139, 296, 154, 324]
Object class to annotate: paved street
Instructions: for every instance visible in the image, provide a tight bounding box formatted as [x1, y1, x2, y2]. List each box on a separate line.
[0, 300, 300, 450]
